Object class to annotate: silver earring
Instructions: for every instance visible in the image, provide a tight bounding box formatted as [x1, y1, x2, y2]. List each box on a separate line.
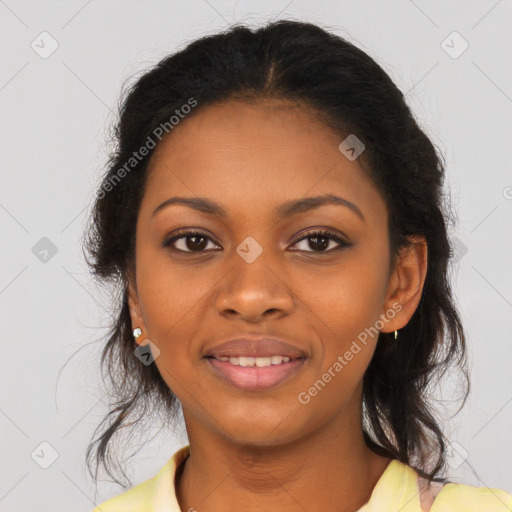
[133, 327, 142, 339]
[394, 330, 398, 340]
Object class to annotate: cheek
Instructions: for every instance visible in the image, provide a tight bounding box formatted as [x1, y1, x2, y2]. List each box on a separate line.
[293, 251, 386, 395]
[296, 252, 387, 342]
[133, 266, 214, 400]
[135, 244, 214, 340]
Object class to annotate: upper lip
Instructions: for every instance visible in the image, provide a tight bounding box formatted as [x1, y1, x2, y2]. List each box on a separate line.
[205, 334, 307, 360]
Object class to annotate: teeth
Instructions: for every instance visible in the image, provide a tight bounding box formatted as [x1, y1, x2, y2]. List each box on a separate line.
[222, 356, 292, 367]
[238, 356, 254, 367]
[255, 357, 272, 367]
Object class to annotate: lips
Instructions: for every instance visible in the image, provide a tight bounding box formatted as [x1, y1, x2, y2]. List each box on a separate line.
[207, 357, 305, 391]
[204, 335, 307, 361]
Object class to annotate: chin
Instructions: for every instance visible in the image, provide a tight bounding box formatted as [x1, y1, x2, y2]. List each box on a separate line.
[216, 412, 305, 447]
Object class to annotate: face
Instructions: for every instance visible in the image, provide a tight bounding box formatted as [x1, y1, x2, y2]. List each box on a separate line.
[127, 99, 426, 447]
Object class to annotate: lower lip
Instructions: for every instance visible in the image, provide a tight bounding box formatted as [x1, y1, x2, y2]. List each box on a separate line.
[206, 357, 306, 391]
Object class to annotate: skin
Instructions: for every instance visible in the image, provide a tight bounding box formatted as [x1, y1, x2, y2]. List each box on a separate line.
[127, 98, 428, 512]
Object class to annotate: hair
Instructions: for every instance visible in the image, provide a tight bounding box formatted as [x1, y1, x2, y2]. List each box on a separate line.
[82, 19, 469, 487]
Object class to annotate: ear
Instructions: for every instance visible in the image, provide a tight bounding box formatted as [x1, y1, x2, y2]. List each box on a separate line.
[126, 268, 147, 346]
[380, 235, 428, 333]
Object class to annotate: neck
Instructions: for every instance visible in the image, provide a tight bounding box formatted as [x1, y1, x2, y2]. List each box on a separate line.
[175, 404, 392, 512]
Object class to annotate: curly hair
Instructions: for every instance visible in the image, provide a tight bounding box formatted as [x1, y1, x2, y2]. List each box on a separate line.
[81, 19, 469, 488]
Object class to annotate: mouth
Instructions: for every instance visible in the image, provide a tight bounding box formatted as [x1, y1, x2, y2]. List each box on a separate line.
[205, 355, 304, 366]
[204, 355, 306, 391]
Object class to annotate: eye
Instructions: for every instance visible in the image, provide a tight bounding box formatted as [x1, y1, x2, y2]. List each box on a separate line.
[163, 229, 221, 253]
[163, 228, 350, 254]
[290, 230, 350, 253]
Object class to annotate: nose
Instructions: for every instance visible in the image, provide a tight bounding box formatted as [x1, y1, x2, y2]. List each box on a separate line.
[215, 260, 294, 322]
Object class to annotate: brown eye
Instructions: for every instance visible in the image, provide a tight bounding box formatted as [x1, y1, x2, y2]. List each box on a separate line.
[163, 230, 221, 253]
[290, 230, 350, 253]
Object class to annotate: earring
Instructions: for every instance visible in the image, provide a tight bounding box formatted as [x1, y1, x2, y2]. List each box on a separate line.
[394, 330, 398, 340]
[133, 327, 142, 339]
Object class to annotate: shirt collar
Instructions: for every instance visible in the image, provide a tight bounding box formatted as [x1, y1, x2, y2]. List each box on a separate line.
[150, 444, 190, 512]
[357, 459, 422, 511]
[150, 445, 421, 512]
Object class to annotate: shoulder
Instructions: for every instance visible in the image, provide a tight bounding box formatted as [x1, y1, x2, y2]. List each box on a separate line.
[89, 444, 190, 512]
[90, 477, 156, 512]
[431, 481, 512, 511]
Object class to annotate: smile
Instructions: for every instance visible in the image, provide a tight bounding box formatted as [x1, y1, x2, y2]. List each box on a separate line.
[205, 356, 306, 391]
[215, 355, 293, 366]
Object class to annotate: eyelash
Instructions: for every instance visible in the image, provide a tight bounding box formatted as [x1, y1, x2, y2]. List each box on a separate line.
[162, 229, 350, 254]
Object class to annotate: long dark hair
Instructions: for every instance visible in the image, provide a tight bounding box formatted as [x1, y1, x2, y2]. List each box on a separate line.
[82, 19, 468, 487]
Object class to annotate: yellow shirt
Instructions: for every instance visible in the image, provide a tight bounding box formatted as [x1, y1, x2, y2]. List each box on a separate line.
[92, 444, 512, 511]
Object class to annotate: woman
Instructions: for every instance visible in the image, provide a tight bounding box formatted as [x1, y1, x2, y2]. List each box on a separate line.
[85, 19, 512, 512]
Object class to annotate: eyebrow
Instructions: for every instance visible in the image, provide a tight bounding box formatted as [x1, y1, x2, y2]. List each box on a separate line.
[151, 193, 364, 221]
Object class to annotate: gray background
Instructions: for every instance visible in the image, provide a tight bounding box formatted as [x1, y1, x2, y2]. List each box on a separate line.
[1, 1, 511, 510]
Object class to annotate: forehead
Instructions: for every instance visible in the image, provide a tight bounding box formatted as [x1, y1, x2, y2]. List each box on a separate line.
[141, 99, 386, 224]
[146, 98, 340, 174]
